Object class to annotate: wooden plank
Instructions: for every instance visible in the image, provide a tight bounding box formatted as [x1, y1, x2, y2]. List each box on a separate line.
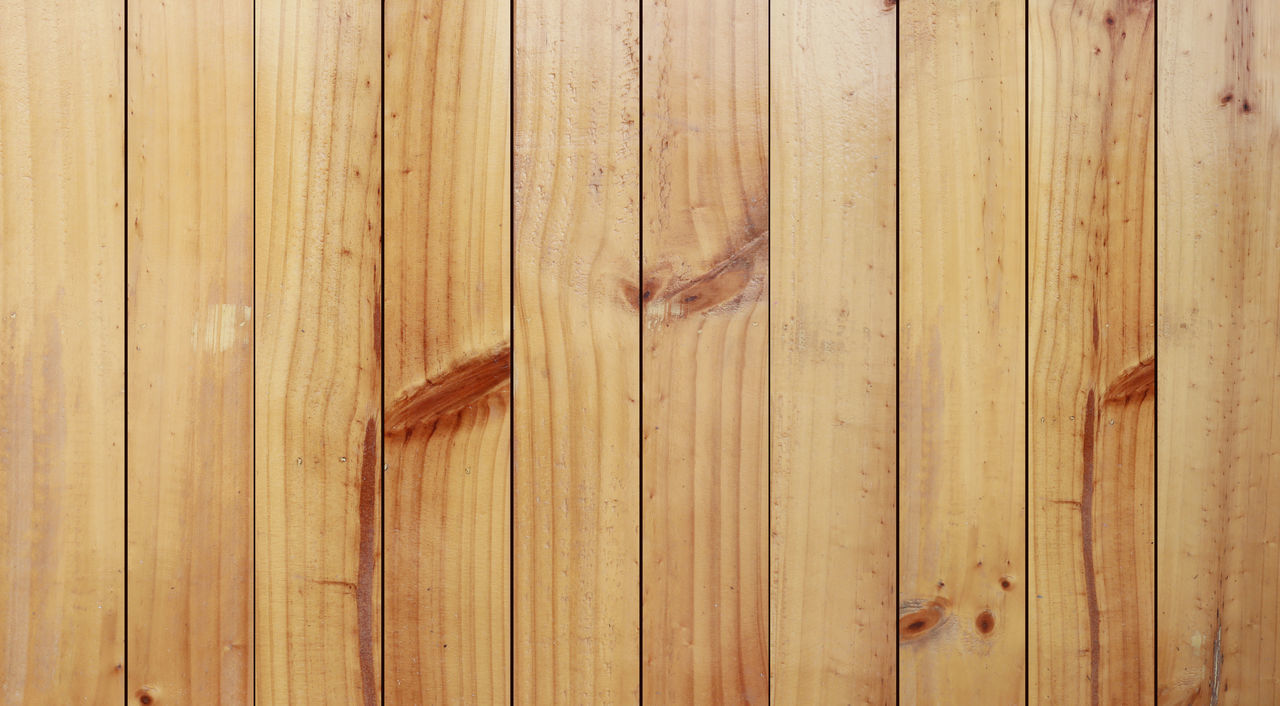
[0, 2, 124, 701]
[513, 0, 640, 701]
[1157, 3, 1280, 703]
[769, 0, 896, 702]
[126, 0, 254, 701]
[254, 0, 382, 702]
[641, 0, 768, 701]
[898, 1, 1026, 701]
[1028, 1, 1154, 703]
[384, 0, 510, 702]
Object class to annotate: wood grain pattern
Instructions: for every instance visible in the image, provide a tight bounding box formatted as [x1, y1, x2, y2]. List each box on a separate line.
[770, 0, 896, 702]
[513, 0, 640, 701]
[641, 0, 769, 701]
[0, 2, 125, 702]
[126, 0, 254, 702]
[254, 0, 382, 702]
[899, 1, 1026, 702]
[385, 0, 511, 702]
[1157, 3, 1280, 703]
[1029, 1, 1154, 703]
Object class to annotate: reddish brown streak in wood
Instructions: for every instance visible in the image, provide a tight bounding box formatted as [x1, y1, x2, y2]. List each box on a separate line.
[357, 418, 378, 706]
[1081, 390, 1101, 706]
[385, 346, 512, 434]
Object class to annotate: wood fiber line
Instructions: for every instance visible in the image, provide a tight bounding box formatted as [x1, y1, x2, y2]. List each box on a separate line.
[514, 0, 641, 701]
[1158, 2, 1280, 703]
[770, 0, 897, 703]
[254, 0, 382, 702]
[126, 0, 254, 702]
[1028, 1, 1155, 703]
[641, 0, 769, 701]
[385, 0, 511, 702]
[899, 0, 1027, 702]
[0, 2, 125, 702]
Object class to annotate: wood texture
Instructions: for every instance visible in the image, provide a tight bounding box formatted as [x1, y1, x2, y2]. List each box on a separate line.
[513, 0, 640, 701]
[770, 0, 896, 703]
[126, 0, 254, 701]
[641, 0, 769, 701]
[254, 0, 382, 702]
[385, 0, 511, 702]
[1029, 1, 1154, 703]
[1157, 3, 1280, 703]
[899, 1, 1026, 702]
[0, 2, 125, 701]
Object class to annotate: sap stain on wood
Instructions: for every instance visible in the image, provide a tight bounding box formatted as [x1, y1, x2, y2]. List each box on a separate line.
[385, 346, 512, 434]
[357, 418, 378, 706]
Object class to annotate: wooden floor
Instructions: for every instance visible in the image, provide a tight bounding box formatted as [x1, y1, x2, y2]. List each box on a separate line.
[1, 1, 1275, 704]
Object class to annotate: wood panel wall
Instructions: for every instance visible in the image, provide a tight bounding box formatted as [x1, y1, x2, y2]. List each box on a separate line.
[5, 2, 1279, 704]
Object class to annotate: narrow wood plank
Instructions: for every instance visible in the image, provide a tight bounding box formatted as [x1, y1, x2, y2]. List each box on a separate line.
[255, 0, 382, 702]
[384, 0, 510, 702]
[513, 0, 640, 701]
[1157, 3, 1280, 703]
[1028, 1, 1154, 703]
[126, 0, 254, 701]
[641, 0, 768, 700]
[770, 0, 896, 702]
[899, 1, 1026, 701]
[0, 2, 124, 701]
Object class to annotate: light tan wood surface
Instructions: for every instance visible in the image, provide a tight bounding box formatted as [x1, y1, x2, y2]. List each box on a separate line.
[641, 0, 769, 701]
[126, 0, 254, 702]
[254, 0, 382, 702]
[513, 0, 641, 701]
[899, 0, 1026, 702]
[1157, 2, 1280, 703]
[384, 0, 511, 703]
[770, 0, 897, 703]
[0, 2, 125, 702]
[1029, 1, 1155, 703]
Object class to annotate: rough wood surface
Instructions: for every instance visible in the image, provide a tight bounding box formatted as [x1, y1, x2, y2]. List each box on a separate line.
[254, 0, 382, 702]
[385, 0, 511, 702]
[513, 0, 641, 701]
[1028, 1, 1155, 703]
[0, 2, 125, 702]
[1157, 3, 1280, 703]
[899, 1, 1026, 701]
[126, 0, 254, 702]
[641, 0, 769, 701]
[770, 0, 896, 702]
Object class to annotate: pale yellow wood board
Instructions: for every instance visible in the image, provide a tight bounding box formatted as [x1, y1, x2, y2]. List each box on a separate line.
[770, 0, 897, 703]
[384, 0, 511, 702]
[641, 0, 769, 701]
[899, 0, 1026, 701]
[255, 0, 382, 702]
[1028, 1, 1155, 703]
[126, 0, 254, 701]
[0, 2, 125, 701]
[513, 0, 641, 701]
[1157, 2, 1280, 703]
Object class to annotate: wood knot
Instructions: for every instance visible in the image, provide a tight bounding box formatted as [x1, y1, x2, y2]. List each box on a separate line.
[899, 597, 951, 643]
[976, 610, 996, 635]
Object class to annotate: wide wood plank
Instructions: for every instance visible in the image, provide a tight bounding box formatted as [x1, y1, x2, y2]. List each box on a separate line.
[384, 0, 511, 702]
[899, 1, 1026, 701]
[641, 0, 769, 701]
[770, 0, 896, 702]
[513, 0, 641, 701]
[255, 0, 382, 702]
[1028, 1, 1154, 703]
[0, 2, 125, 701]
[1157, 3, 1280, 703]
[126, 0, 254, 701]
